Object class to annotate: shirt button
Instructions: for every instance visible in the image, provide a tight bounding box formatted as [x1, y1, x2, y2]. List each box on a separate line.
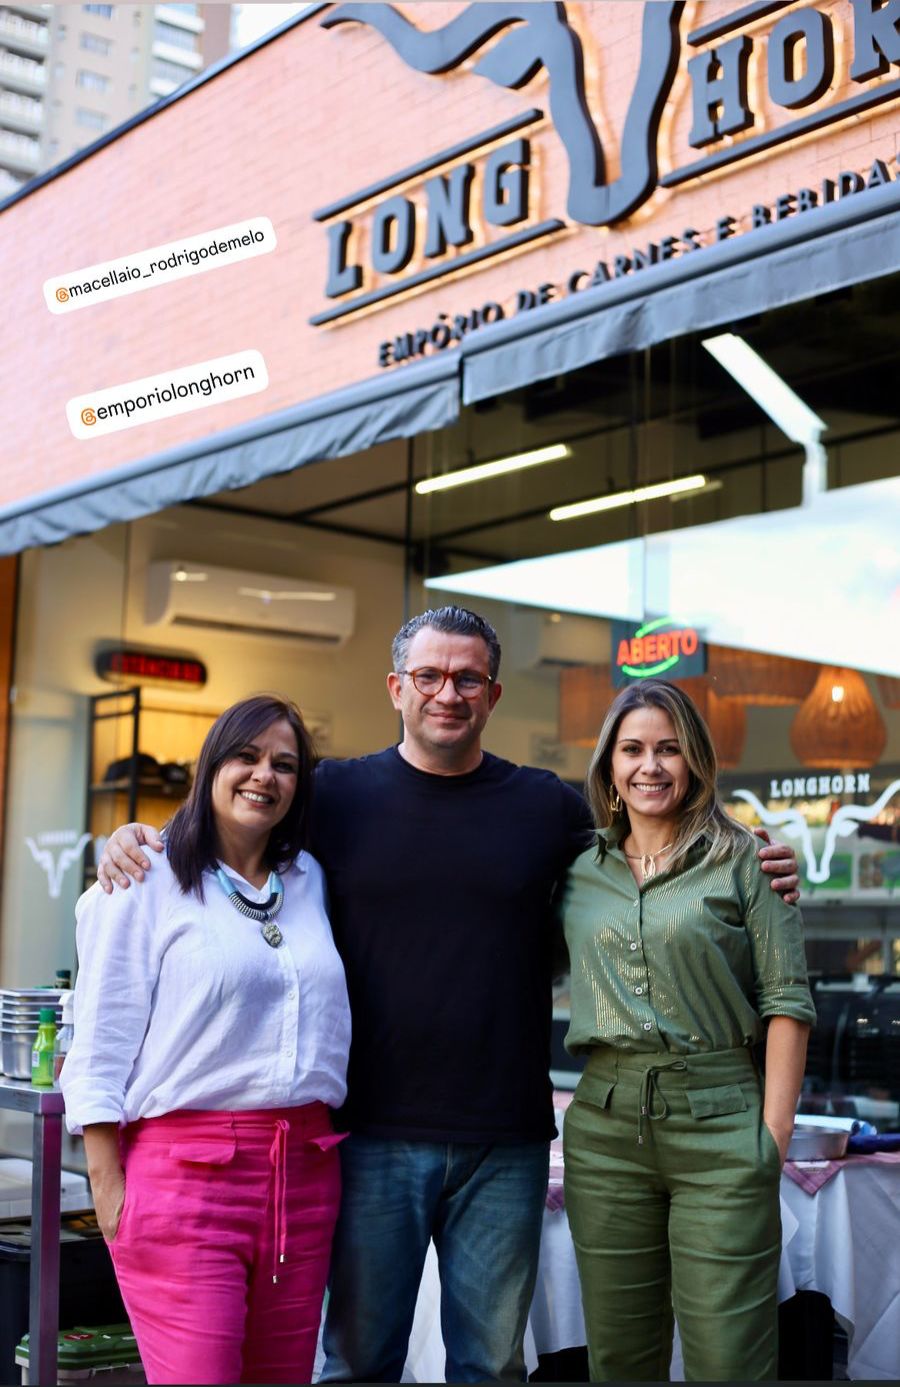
[288, 991, 296, 1001]
[643, 1022, 653, 1031]
[629, 942, 638, 951]
[635, 986, 644, 995]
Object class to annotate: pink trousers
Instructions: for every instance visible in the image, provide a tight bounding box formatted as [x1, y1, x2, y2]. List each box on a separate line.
[109, 1104, 343, 1385]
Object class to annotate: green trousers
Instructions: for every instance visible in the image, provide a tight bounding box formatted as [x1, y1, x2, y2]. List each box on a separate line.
[563, 1046, 782, 1382]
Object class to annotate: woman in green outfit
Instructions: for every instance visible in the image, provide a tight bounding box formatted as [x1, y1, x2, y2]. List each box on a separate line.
[563, 679, 815, 1382]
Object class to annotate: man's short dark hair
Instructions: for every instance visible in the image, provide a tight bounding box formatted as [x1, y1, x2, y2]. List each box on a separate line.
[392, 606, 501, 681]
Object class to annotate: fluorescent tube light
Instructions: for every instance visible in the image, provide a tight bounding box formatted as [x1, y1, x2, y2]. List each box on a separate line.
[701, 334, 825, 445]
[415, 443, 571, 495]
[671, 477, 722, 501]
[549, 474, 708, 522]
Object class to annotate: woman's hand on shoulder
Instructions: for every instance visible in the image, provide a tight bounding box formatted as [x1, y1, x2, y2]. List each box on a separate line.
[97, 824, 164, 894]
[752, 827, 800, 905]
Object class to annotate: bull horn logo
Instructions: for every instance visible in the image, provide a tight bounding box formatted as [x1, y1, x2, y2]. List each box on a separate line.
[733, 781, 900, 886]
[25, 832, 93, 899]
[322, 1, 684, 227]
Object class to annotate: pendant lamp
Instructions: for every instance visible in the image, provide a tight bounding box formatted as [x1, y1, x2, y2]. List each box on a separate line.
[707, 645, 817, 705]
[700, 690, 748, 770]
[790, 667, 887, 769]
[558, 665, 617, 747]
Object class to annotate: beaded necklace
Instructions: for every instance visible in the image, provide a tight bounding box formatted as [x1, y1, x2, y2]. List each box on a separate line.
[214, 865, 285, 948]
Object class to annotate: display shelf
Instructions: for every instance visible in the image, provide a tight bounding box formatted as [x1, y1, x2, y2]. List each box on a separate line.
[82, 687, 199, 890]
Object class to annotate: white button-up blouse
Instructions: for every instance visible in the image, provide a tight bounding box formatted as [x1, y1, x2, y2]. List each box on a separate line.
[62, 853, 351, 1132]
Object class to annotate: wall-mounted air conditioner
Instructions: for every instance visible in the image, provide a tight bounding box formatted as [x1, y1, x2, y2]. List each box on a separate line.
[509, 607, 608, 671]
[145, 561, 356, 645]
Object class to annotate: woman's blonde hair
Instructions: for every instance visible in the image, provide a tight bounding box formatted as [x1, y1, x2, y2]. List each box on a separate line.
[585, 679, 751, 872]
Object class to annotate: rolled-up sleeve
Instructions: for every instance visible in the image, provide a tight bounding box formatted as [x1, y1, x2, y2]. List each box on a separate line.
[61, 881, 160, 1133]
[742, 849, 817, 1026]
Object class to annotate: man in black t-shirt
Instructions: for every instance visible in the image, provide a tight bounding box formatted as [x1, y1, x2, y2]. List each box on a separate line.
[311, 613, 594, 1383]
[98, 605, 800, 1383]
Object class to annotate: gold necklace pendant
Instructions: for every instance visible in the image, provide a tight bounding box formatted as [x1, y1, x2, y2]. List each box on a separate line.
[625, 841, 674, 881]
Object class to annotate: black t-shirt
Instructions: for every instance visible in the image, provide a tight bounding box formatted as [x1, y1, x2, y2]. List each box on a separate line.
[310, 747, 594, 1143]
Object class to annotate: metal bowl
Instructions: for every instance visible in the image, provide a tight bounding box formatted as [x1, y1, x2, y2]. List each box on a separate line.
[0, 1020, 39, 1030]
[0, 1006, 61, 1020]
[0, 1014, 59, 1027]
[0, 1033, 37, 1080]
[0, 993, 63, 1004]
[0, 1002, 62, 1014]
[0, 1004, 61, 1015]
[787, 1125, 850, 1161]
[0, 989, 63, 1000]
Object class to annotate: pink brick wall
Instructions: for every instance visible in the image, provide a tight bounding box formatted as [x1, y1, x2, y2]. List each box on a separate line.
[2, 1, 896, 509]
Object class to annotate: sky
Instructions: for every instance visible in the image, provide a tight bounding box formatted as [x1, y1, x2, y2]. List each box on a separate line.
[231, 3, 310, 52]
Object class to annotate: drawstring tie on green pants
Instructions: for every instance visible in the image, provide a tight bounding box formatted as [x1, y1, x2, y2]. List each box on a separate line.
[637, 1058, 687, 1144]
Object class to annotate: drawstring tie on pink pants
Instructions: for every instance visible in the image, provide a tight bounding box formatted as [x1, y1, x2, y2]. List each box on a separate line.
[269, 1118, 290, 1283]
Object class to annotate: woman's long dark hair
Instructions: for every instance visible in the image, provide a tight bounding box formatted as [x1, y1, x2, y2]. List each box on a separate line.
[166, 694, 316, 898]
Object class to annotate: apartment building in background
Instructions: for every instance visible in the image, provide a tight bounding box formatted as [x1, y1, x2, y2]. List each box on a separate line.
[0, 3, 231, 198]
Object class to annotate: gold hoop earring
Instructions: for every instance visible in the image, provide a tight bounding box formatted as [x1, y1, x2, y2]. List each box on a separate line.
[609, 786, 622, 815]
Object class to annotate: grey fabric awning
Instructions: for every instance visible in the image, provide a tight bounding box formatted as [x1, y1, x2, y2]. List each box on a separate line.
[4, 179, 899, 557]
[461, 179, 900, 404]
[0, 353, 459, 556]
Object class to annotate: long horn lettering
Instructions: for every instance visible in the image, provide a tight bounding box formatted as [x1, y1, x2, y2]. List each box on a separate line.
[322, 1, 685, 228]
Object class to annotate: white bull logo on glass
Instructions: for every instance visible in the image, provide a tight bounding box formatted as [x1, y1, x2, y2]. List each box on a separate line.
[734, 781, 900, 886]
[25, 831, 93, 899]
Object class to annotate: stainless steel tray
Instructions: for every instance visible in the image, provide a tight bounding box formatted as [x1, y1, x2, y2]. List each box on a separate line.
[787, 1125, 850, 1160]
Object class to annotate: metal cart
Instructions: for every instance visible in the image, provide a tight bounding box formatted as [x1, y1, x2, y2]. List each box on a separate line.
[0, 1079, 64, 1386]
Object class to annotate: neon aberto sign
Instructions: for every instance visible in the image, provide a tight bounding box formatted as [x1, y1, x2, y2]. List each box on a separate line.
[612, 616, 705, 687]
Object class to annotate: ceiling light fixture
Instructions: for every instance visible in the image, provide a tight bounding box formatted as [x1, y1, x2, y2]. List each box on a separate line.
[701, 333, 827, 504]
[415, 443, 571, 495]
[549, 474, 708, 522]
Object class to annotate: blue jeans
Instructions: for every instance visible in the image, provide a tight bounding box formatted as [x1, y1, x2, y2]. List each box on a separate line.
[319, 1135, 550, 1383]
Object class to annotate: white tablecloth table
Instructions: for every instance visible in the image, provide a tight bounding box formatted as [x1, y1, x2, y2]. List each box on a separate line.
[780, 1161, 900, 1381]
[351, 1160, 900, 1383]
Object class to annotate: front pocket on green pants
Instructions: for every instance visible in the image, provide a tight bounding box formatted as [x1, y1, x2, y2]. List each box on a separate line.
[685, 1084, 749, 1119]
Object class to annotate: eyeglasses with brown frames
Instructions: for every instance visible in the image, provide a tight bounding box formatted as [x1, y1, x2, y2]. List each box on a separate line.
[401, 668, 494, 699]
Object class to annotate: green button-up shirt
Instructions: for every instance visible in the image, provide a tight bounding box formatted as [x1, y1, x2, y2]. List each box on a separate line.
[563, 824, 816, 1055]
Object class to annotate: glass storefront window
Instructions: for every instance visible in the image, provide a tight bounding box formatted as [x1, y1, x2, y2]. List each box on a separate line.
[409, 279, 900, 1110]
[1, 269, 898, 1122]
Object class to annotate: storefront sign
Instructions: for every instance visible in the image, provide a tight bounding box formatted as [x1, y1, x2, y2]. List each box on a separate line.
[768, 771, 872, 801]
[95, 649, 208, 689]
[733, 778, 900, 886]
[314, 0, 900, 327]
[373, 140, 898, 366]
[611, 616, 705, 687]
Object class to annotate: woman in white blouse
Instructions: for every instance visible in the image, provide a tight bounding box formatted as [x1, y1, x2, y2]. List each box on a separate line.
[62, 695, 351, 1387]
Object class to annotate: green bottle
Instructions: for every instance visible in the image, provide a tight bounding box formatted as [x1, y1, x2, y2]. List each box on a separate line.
[31, 1007, 57, 1088]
